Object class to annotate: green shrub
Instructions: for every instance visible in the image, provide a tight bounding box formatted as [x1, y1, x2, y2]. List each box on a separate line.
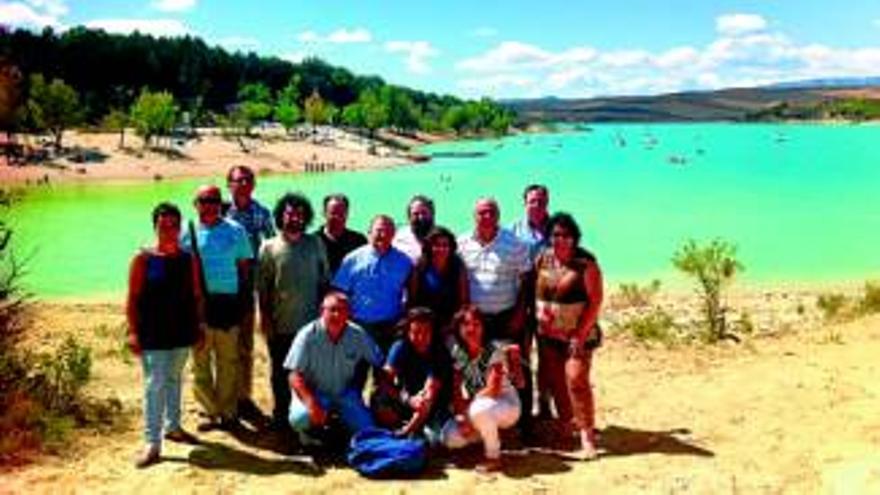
[29, 336, 92, 414]
[858, 281, 880, 314]
[617, 279, 662, 308]
[817, 293, 848, 321]
[623, 308, 677, 344]
[672, 239, 743, 342]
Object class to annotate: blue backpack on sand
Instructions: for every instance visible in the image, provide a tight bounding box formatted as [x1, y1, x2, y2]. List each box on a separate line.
[347, 427, 427, 478]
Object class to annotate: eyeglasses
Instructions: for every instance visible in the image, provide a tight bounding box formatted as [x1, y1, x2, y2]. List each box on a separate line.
[197, 196, 222, 205]
[228, 177, 253, 185]
[551, 230, 573, 239]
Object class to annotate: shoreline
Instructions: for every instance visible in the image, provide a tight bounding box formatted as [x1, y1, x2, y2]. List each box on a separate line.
[0, 127, 444, 188]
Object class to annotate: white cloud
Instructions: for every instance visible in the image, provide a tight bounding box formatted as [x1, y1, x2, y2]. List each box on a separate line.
[152, 0, 196, 12]
[716, 13, 767, 36]
[385, 40, 439, 74]
[471, 26, 498, 38]
[654, 46, 700, 69]
[457, 41, 554, 72]
[0, 1, 67, 29]
[85, 18, 190, 37]
[296, 27, 372, 44]
[218, 36, 259, 51]
[454, 14, 880, 99]
[458, 74, 536, 96]
[598, 49, 651, 68]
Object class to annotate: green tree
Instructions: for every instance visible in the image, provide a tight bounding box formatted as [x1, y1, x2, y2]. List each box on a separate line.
[236, 82, 273, 135]
[381, 86, 420, 133]
[672, 239, 743, 342]
[130, 89, 178, 148]
[101, 109, 129, 149]
[26, 74, 82, 149]
[274, 101, 301, 134]
[304, 90, 336, 141]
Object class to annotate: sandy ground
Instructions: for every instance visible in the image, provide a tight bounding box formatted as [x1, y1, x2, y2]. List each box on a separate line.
[0, 127, 430, 186]
[1, 289, 879, 494]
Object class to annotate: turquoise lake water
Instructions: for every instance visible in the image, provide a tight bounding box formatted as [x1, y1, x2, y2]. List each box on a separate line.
[7, 123, 880, 299]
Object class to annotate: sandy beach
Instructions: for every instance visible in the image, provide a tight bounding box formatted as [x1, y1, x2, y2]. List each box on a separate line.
[2, 284, 879, 494]
[0, 127, 438, 186]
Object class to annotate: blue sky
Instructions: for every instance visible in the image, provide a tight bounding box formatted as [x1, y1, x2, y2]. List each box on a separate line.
[3, 0, 880, 98]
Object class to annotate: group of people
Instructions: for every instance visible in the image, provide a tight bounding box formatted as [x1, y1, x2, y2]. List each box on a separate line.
[126, 165, 604, 474]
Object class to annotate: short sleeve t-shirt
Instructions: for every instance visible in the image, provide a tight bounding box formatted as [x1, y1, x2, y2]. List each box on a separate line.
[181, 218, 252, 294]
[386, 339, 451, 397]
[284, 320, 384, 396]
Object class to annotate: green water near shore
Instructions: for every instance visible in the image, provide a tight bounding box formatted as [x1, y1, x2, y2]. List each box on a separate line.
[8, 123, 880, 299]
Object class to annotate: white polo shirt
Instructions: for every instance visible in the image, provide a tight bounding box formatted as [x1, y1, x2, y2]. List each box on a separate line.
[457, 228, 530, 314]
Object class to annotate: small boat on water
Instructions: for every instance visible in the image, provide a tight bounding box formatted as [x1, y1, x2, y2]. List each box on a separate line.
[667, 154, 688, 165]
[430, 151, 488, 158]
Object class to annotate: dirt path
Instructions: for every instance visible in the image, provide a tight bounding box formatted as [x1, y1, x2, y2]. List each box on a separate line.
[2, 304, 879, 494]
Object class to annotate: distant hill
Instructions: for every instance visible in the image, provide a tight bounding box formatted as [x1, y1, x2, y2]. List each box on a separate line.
[766, 76, 880, 90]
[505, 82, 880, 123]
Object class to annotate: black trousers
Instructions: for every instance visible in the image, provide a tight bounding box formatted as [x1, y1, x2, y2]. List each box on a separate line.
[268, 333, 295, 423]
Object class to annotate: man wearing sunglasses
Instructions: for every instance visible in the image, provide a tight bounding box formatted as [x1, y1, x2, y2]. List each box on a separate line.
[225, 165, 275, 423]
[182, 184, 253, 431]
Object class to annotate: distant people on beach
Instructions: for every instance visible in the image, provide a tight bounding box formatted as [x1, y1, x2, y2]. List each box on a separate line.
[128, 177, 609, 473]
[127, 202, 202, 468]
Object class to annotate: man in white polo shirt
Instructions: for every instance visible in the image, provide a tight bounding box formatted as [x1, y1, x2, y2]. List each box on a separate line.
[458, 197, 535, 440]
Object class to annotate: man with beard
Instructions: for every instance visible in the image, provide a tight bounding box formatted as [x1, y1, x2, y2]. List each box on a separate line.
[258, 192, 329, 431]
[392, 195, 435, 263]
[315, 194, 367, 276]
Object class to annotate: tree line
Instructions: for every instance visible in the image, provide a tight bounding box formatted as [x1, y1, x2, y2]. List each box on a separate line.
[0, 27, 514, 149]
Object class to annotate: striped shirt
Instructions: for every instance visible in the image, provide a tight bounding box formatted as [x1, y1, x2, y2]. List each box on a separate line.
[457, 228, 530, 314]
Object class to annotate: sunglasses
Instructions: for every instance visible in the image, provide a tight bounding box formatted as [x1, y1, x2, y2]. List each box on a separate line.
[228, 177, 253, 185]
[197, 196, 222, 205]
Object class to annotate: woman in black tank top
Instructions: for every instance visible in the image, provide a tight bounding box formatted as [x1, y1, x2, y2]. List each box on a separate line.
[126, 203, 203, 468]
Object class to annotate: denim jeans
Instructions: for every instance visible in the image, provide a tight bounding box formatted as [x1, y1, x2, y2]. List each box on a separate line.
[141, 347, 190, 446]
[288, 386, 375, 434]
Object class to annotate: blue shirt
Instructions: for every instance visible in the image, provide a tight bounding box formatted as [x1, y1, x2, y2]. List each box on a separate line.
[511, 218, 548, 264]
[181, 218, 252, 294]
[386, 339, 451, 398]
[284, 319, 384, 396]
[332, 245, 413, 324]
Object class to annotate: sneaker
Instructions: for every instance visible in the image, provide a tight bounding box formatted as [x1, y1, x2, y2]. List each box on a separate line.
[164, 429, 200, 444]
[134, 445, 160, 469]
